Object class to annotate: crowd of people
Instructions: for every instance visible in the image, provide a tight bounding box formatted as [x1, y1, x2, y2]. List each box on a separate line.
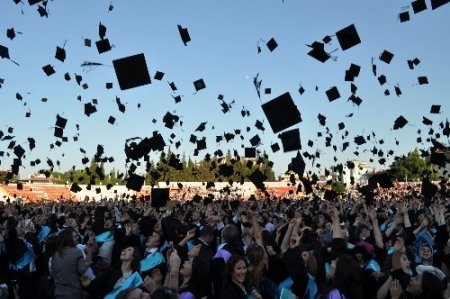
[0, 182, 450, 299]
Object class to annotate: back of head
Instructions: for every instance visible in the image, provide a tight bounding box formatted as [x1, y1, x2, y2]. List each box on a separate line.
[54, 228, 76, 257]
[222, 224, 240, 246]
[420, 271, 444, 299]
[333, 255, 363, 299]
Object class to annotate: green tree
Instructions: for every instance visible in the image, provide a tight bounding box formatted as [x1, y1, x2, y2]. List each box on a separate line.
[331, 181, 347, 193]
[389, 148, 439, 182]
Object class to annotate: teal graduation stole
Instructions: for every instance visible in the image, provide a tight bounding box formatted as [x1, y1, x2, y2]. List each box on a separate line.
[9, 241, 35, 271]
[366, 259, 381, 272]
[140, 251, 165, 272]
[104, 271, 143, 299]
[37, 225, 51, 243]
[306, 273, 317, 299]
[95, 231, 114, 243]
[187, 240, 195, 252]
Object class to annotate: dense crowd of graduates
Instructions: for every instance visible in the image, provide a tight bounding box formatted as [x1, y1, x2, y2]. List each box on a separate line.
[1, 182, 450, 299]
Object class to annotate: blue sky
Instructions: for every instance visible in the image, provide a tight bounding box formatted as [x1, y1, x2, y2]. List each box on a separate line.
[0, 0, 449, 179]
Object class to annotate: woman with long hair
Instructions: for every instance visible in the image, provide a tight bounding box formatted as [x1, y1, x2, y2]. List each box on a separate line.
[220, 255, 261, 299]
[325, 254, 364, 299]
[50, 228, 93, 299]
[82, 246, 143, 299]
[178, 256, 210, 299]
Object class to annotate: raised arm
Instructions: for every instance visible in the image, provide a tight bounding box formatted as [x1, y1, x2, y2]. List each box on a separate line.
[367, 205, 384, 249]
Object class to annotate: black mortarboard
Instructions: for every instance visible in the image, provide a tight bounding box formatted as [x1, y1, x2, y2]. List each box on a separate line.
[37, 5, 48, 17]
[0, 45, 10, 60]
[422, 117, 433, 126]
[195, 122, 207, 132]
[265, 88, 271, 94]
[54, 127, 63, 138]
[126, 173, 145, 192]
[348, 94, 363, 106]
[379, 50, 394, 64]
[418, 76, 428, 85]
[307, 41, 330, 63]
[338, 122, 345, 130]
[108, 116, 116, 125]
[326, 86, 340, 102]
[345, 63, 361, 81]
[278, 128, 301, 152]
[249, 135, 261, 147]
[354, 135, 366, 145]
[430, 105, 441, 114]
[245, 147, 256, 158]
[378, 75, 387, 85]
[422, 177, 438, 199]
[55, 46, 66, 62]
[193, 79, 206, 91]
[7, 28, 16, 40]
[106, 82, 113, 89]
[151, 188, 169, 208]
[369, 172, 394, 189]
[299, 86, 305, 95]
[254, 120, 265, 131]
[429, 150, 447, 167]
[169, 82, 177, 91]
[431, 0, 449, 9]
[84, 38, 91, 47]
[394, 85, 402, 96]
[262, 92, 301, 133]
[154, 71, 164, 80]
[249, 169, 267, 190]
[42, 64, 55, 76]
[399, 11, 410, 22]
[70, 182, 82, 193]
[266, 38, 278, 52]
[96, 39, 111, 54]
[14, 145, 25, 158]
[177, 25, 191, 46]
[84, 102, 97, 117]
[318, 114, 326, 126]
[393, 115, 408, 130]
[196, 138, 206, 151]
[56, 114, 67, 129]
[323, 35, 332, 44]
[335, 24, 361, 51]
[271, 143, 280, 153]
[113, 53, 151, 90]
[288, 151, 306, 177]
[412, 0, 427, 13]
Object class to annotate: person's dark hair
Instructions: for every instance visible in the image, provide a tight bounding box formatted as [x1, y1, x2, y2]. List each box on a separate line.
[130, 247, 142, 273]
[221, 224, 240, 246]
[54, 228, 77, 257]
[247, 244, 265, 268]
[181, 256, 210, 298]
[420, 271, 444, 299]
[199, 225, 214, 239]
[222, 255, 249, 291]
[331, 254, 363, 299]
[151, 287, 179, 299]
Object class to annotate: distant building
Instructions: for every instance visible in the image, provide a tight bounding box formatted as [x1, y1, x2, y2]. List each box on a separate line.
[19, 174, 56, 184]
[336, 160, 375, 186]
